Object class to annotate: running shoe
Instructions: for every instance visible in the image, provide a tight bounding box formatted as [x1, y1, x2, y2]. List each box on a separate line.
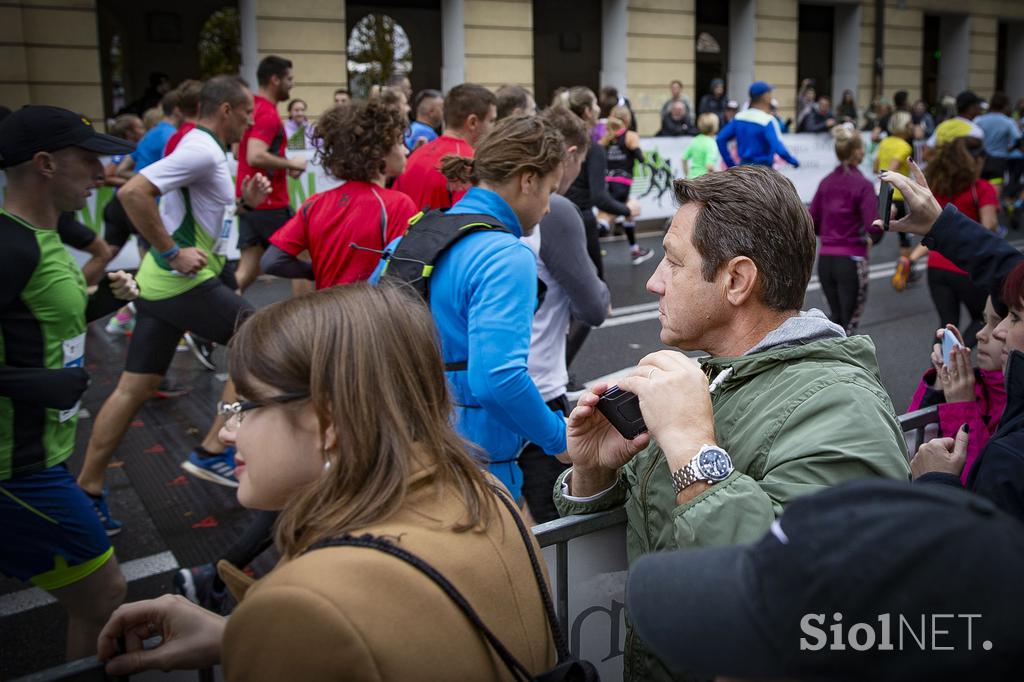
[184, 333, 217, 371]
[174, 563, 226, 613]
[182, 447, 238, 487]
[153, 380, 189, 399]
[104, 307, 135, 336]
[891, 256, 911, 291]
[631, 247, 654, 266]
[87, 488, 123, 536]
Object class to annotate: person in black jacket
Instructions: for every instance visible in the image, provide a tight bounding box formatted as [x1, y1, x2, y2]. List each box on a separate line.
[881, 163, 1024, 522]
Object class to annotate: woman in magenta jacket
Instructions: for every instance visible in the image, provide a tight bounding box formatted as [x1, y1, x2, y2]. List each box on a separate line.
[908, 295, 1007, 482]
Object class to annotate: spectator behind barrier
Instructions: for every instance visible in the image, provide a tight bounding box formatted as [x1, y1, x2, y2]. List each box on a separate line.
[555, 165, 911, 682]
[907, 300, 1006, 484]
[879, 163, 1024, 522]
[626, 479, 1024, 681]
[97, 284, 558, 679]
[798, 96, 836, 133]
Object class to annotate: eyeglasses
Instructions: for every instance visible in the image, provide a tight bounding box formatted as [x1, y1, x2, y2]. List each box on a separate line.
[217, 391, 309, 424]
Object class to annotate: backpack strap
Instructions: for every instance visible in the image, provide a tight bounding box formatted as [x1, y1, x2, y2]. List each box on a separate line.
[307, 532, 535, 682]
[379, 211, 510, 305]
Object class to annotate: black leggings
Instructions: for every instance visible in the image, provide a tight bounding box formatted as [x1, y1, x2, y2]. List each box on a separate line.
[566, 211, 604, 368]
[213, 509, 278, 590]
[608, 183, 637, 247]
[927, 267, 987, 346]
[519, 395, 571, 525]
[818, 255, 869, 334]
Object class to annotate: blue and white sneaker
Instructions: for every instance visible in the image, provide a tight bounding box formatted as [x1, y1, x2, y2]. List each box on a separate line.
[87, 488, 123, 536]
[174, 563, 227, 613]
[181, 447, 238, 488]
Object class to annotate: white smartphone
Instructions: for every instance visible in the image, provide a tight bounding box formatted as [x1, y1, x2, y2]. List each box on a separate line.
[942, 328, 962, 366]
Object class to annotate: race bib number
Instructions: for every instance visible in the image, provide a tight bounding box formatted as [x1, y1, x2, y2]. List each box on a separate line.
[213, 205, 236, 257]
[59, 333, 86, 423]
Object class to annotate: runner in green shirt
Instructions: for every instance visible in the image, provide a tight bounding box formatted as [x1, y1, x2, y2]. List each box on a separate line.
[682, 113, 723, 178]
[0, 105, 139, 660]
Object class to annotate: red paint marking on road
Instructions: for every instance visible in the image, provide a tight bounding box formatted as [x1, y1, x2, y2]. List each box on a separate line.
[130, 420, 145, 427]
[168, 475, 188, 487]
[144, 444, 166, 454]
[191, 516, 219, 529]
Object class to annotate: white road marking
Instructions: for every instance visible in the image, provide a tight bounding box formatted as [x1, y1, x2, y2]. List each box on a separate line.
[0, 551, 179, 617]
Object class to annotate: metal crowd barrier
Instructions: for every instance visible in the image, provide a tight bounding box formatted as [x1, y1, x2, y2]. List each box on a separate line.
[16, 407, 940, 682]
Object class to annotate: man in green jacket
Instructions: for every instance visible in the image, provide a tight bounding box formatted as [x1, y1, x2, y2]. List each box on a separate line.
[555, 165, 911, 682]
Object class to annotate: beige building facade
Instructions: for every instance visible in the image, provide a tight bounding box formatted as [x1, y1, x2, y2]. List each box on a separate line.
[2, 0, 1023, 135]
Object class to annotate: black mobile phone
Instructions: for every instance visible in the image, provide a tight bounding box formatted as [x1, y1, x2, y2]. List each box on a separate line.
[596, 386, 648, 440]
[878, 180, 894, 231]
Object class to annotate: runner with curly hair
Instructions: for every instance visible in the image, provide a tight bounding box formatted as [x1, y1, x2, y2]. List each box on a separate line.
[261, 99, 417, 288]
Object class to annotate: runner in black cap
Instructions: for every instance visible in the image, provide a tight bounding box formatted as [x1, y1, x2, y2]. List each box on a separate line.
[0, 105, 140, 660]
[627, 479, 1024, 681]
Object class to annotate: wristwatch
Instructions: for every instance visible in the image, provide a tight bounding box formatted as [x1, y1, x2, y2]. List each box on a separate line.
[670, 444, 734, 495]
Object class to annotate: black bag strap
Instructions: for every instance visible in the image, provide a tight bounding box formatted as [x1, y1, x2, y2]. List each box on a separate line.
[379, 210, 510, 305]
[308, 532, 536, 681]
[488, 484, 571, 661]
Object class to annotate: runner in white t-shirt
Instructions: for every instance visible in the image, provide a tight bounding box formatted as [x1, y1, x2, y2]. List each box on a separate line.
[77, 76, 271, 528]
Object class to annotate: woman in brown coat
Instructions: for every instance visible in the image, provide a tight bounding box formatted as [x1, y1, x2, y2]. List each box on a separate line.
[96, 283, 557, 680]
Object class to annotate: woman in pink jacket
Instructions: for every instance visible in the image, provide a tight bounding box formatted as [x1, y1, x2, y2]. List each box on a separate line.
[908, 295, 1007, 482]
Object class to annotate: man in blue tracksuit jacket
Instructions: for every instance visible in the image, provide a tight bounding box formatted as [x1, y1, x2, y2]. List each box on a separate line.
[372, 186, 567, 500]
[717, 81, 800, 168]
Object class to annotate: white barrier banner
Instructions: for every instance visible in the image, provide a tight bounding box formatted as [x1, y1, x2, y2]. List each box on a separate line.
[0, 132, 874, 268]
[628, 132, 877, 221]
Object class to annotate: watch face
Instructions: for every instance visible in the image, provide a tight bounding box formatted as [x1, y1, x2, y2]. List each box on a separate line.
[698, 448, 732, 481]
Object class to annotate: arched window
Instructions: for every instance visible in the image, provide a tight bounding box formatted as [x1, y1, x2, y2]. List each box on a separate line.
[199, 8, 241, 79]
[347, 14, 412, 99]
[696, 31, 721, 54]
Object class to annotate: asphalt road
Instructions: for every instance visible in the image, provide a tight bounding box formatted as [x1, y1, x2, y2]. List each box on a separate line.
[3, 225, 1021, 679]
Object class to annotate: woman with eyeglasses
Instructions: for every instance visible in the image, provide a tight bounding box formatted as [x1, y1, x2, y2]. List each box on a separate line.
[97, 284, 557, 679]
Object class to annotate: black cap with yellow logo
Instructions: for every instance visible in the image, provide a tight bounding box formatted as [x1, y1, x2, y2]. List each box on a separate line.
[0, 105, 136, 168]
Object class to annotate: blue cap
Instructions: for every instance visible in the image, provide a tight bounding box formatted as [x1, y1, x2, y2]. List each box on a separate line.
[749, 81, 772, 99]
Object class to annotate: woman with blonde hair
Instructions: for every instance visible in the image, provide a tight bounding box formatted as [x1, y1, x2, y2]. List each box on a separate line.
[809, 124, 882, 333]
[599, 105, 651, 264]
[97, 284, 559, 680]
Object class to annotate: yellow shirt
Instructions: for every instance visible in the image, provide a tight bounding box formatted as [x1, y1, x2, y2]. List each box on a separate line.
[876, 135, 913, 201]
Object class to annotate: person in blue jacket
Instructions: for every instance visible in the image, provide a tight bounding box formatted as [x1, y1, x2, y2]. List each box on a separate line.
[717, 81, 800, 168]
[373, 115, 568, 500]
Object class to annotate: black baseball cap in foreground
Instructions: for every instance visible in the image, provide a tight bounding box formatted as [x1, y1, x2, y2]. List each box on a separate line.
[626, 480, 1024, 682]
[0, 105, 135, 169]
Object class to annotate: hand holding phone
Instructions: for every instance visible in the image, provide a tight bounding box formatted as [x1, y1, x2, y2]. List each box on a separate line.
[878, 180, 894, 231]
[596, 386, 648, 440]
[941, 328, 963, 366]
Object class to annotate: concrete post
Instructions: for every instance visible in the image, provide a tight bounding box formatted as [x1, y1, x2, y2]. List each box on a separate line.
[601, 0, 627, 93]
[239, 0, 259, 88]
[728, 0, 755, 103]
[832, 3, 861, 104]
[442, 0, 465, 92]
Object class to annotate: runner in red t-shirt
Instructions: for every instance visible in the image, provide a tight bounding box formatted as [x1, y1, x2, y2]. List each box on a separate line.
[163, 79, 203, 157]
[233, 56, 308, 292]
[922, 137, 1000, 345]
[264, 100, 416, 288]
[393, 84, 497, 210]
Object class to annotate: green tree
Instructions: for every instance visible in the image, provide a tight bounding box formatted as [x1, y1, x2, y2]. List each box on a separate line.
[199, 8, 241, 79]
[347, 14, 412, 99]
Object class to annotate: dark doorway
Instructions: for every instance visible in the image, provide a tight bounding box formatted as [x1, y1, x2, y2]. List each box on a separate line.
[695, 0, 729, 105]
[96, 0, 236, 119]
[797, 4, 834, 100]
[347, 1, 441, 95]
[532, 0, 601, 107]
[922, 14, 940, 106]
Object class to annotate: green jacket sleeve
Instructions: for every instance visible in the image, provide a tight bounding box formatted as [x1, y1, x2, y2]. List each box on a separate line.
[552, 466, 629, 517]
[672, 381, 911, 549]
